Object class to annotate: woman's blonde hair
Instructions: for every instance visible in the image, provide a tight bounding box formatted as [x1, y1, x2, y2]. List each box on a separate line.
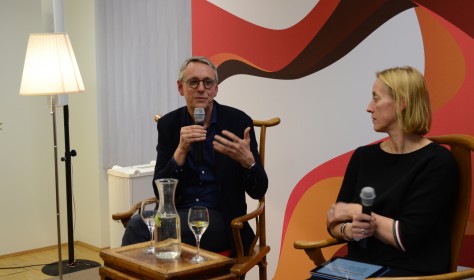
[377, 66, 432, 135]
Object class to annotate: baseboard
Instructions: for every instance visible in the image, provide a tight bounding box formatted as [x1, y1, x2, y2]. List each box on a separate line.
[75, 240, 109, 252]
[0, 241, 108, 259]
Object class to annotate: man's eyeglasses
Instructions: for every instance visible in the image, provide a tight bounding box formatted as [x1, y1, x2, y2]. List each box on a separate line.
[183, 78, 216, 89]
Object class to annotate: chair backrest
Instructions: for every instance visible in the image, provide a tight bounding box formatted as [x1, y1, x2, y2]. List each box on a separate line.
[428, 134, 474, 272]
[253, 118, 280, 167]
[153, 114, 280, 280]
[252, 118, 281, 248]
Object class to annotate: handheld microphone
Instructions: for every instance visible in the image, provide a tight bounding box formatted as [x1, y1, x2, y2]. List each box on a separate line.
[194, 108, 205, 126]
[359, 186, 375, 248]
[194, 108, 205, 164]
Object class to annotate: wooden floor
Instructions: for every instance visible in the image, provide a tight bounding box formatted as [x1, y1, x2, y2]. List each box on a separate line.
[0, 243, 103, 280]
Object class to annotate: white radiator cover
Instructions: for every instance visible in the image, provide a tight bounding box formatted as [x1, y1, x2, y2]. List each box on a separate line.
[107, 161, 156, 248]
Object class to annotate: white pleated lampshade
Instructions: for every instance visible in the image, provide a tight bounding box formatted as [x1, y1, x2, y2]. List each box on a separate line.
[19, 33, 85, 96]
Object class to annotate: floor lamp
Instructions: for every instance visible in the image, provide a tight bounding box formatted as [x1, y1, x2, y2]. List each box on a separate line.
[19, 33, 94, 279]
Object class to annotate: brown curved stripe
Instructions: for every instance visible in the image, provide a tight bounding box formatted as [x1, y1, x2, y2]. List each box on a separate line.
[217, 0, 416, 83]
[414, 0, 474, 38]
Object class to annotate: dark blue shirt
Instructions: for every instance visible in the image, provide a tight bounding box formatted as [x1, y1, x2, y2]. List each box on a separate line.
[170, 106, 219, 210]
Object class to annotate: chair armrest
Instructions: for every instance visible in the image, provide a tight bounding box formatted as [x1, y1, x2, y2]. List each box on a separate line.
[231, 200, 265, 262]
[111, 197, 157, 228]
[231, 200, 265, 228]
[294, 238, 344, 249]
[294, 238, 346, 266]
[230, 199, 270, 278]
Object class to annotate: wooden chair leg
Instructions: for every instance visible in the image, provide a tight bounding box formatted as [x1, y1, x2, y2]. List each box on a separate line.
[305, 248, 327, 267]
[259, 256, 268, 280]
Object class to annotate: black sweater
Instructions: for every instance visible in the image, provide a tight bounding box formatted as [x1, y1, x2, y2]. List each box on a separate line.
[152, 101, 268, 256]
[337, 142, 458, 275]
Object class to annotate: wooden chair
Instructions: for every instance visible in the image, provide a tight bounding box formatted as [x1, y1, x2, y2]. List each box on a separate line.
[112, 115, 281, 280]
[294, 134, 474, 280]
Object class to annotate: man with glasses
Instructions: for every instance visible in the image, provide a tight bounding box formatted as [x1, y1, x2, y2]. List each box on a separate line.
[122, 56, 268, 257]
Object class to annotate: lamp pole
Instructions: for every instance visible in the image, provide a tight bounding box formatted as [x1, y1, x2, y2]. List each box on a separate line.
[61, 104, 77, 266]
[50, 96, 64, 279]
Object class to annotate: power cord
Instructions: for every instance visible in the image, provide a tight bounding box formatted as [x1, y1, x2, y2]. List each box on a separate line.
[0, 259, 100, 270]
[0, 263, 50, 269]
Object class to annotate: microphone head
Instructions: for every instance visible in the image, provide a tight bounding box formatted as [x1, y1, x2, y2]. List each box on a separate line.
[360, 186, 376, 206]
[194, 108, 205, 125]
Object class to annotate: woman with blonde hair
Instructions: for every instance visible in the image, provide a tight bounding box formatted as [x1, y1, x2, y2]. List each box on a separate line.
[326, 66, 458, 276]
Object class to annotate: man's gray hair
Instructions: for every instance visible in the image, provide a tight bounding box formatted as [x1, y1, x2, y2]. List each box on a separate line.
[178, 56, 218, 82]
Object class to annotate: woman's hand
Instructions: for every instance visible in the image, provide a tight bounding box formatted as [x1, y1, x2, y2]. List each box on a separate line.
[327, 203, 396, 246]
[350, 212, 376, 241]
[327, 202, 362, 227]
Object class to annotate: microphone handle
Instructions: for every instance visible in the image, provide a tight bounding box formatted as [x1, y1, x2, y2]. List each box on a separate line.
[362, 205, 371, 215]
[360, 205, 371, 248]
[194, 120, 204, 164]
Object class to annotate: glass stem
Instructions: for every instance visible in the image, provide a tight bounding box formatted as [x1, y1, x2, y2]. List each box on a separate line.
[196, 237, 201, 257]
[150, 228, 154, 249]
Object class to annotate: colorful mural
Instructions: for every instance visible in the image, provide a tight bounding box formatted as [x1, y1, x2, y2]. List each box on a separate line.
[193, 0, 474, 279]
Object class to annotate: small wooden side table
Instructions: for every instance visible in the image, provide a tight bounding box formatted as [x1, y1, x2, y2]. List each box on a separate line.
[99, 242, 235, 280]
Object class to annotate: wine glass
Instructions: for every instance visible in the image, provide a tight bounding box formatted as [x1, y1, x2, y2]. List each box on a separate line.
[188, 206, 209, 263]
[141, 200, 157, 254]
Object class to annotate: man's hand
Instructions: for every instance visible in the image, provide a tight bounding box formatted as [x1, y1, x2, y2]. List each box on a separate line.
[174, 125, 206, 166]
[213, 127, 255, 168]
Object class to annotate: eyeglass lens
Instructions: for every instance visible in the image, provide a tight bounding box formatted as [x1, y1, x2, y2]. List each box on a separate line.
[185, 79, 215, 89]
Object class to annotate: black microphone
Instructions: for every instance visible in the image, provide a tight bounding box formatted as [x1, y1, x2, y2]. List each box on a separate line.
[359, 186, 375, 248]
[194, 108, 205, 164]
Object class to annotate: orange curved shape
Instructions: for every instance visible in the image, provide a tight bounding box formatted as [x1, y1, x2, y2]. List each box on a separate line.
[210, 53, 266, 71]
[274, 177, 345, 279]
[416, 7, 465, 112]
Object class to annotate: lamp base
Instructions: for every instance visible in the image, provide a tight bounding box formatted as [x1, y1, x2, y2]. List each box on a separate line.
[41, 259, 101, 276]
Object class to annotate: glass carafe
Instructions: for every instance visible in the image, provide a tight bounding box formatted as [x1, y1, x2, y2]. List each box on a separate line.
[154, 178, 181, 259]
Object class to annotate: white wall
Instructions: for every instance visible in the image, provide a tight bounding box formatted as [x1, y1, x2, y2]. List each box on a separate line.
[1, 0, 61, 254]
[63, 0, 108, 249]
[0, 0, 108, 255]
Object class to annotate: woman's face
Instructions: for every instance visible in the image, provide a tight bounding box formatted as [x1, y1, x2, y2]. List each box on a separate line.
[366, 78, 398, 133]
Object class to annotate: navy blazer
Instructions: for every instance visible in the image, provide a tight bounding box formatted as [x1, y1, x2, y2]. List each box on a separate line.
[152, 101, 268, 256]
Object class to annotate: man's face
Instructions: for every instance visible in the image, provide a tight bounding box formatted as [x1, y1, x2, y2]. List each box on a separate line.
[178, 61, 218, 115]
